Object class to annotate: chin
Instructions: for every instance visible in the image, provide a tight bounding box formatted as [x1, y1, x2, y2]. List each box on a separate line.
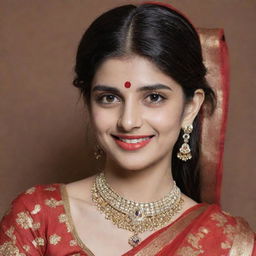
[110, 157, 148, 171]
[106, 151, 165, 172]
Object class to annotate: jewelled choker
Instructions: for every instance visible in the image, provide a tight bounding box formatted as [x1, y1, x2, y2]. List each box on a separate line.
[91, 172, 184, 247]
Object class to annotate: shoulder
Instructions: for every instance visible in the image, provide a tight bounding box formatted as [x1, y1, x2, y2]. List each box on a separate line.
[0, 184, 66, 255]
[202, 203, 254, 234]
[199, 204, 255, 253]
[204, 204, 237, 226]
[13, 184, 63, 209]
[1, 184, 64, 225]
[178, 204, 255, 255]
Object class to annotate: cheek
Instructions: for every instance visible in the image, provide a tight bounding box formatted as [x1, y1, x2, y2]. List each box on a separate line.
[90, 106, 117, 135]
[145, 104, 183, 138]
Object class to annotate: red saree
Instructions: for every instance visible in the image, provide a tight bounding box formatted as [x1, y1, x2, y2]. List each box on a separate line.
[0, 184, 255, 256]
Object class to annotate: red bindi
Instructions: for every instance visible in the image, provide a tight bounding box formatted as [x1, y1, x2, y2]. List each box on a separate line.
[124, 81, 131, 88]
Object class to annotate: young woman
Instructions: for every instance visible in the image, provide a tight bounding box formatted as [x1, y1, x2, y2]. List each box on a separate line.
[0, 2, 255, 256]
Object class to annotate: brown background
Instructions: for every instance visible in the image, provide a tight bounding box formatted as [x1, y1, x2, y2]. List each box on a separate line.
[1, 0, 256, 230]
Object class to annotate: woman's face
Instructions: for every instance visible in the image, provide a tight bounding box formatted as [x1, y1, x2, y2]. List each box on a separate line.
[90, 55, 202, 170]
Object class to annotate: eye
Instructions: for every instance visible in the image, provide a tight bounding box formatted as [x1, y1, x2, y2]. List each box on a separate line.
[145, 93, 166, 104]
[96, 94, 120, 104]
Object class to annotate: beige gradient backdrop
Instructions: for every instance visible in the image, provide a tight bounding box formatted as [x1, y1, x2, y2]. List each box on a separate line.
[1, 0, 256, 230]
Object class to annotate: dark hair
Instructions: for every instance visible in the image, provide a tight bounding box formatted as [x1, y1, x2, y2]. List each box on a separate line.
[73, 3, 216, 202]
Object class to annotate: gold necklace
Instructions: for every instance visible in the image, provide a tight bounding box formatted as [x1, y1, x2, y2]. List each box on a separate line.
[91, 172, 184, 247]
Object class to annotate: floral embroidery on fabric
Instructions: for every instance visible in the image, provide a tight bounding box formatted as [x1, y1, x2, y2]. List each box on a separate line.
[210, 213, 227, 227]
[49, 234, 61, 245]
[0, 225, 25, 255]
[31, 204, 41, 215]
[5, 226, 16, 241]
[23, 245, 30, 252]
[70, 240, 77, 246]
[32, 237, 45, 247]
[45, 198, 63, 208]
[0, 241, 26, 256]
[25, 187, 36, 195]
[33, 222, 41, 230]
[221, 241, 231, 249]
[177, 227, 209, 256]
[220, 224, 237, 249]
[211, 212, 238, 250]
[16, 211, 33, 229]
[44, 186, 56, 191]
[223, 224, 236, 239]
[187, 227, 208, 250]
[59, 213, 71, 232]
[177, 246, 202, 256]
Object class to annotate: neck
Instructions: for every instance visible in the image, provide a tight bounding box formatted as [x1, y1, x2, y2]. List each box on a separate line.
[103, 158, 174, 203]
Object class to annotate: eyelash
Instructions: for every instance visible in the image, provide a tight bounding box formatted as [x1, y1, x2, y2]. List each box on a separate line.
[95, 94, 121, 104]
[95, 92, 167, 105]
[144, 93, 167, 104]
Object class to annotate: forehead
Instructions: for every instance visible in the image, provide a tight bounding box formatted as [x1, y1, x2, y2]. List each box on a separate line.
[92, 55, 179, 89]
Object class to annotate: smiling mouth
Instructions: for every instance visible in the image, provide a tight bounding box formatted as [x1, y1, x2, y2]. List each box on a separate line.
[111, 135, 155, 150]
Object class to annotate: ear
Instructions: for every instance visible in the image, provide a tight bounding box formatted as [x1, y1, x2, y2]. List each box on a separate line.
[181, 89, 205, 127]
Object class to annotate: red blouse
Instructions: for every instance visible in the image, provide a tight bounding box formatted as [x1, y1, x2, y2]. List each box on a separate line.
[0, 184, 94, 256]
[0, 184, 255, 256]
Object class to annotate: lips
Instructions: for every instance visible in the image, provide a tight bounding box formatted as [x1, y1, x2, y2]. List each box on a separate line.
[112, 134, 155, 151]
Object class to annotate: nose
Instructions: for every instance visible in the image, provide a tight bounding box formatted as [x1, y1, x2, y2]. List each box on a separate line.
[117, 100, 143, 132]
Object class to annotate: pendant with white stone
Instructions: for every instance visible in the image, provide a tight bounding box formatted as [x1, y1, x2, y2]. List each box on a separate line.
[129, 207, 144, 225]
[128, 234, 141, 247]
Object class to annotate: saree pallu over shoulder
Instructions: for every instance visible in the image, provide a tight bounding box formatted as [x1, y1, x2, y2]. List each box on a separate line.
[126, 204, 207, 256]
[198, 28, 230, 205]
[229, 217, 255, 256]
[124, 204, 255, 256]
[171, 207, 256, 256]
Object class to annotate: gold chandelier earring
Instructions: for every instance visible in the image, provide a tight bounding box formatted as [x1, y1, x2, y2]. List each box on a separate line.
[177, 124, 193, 161]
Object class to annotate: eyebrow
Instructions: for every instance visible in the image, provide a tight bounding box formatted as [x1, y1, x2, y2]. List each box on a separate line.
[92, 84, 172, 93]
[138, 84, 172, 92]
[92, 85, 120, 93]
